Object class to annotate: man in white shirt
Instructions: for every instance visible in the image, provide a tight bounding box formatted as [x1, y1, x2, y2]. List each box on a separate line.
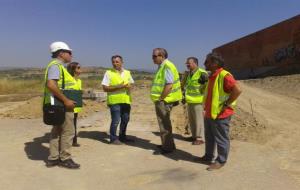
[102, 55, 134, 144]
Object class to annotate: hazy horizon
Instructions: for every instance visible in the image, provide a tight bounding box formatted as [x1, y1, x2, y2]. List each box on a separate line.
[0, 0, 300, 72]
[0, 65, 157, 73]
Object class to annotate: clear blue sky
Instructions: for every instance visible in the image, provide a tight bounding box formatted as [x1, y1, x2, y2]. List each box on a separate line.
[0, 0, 299, 71]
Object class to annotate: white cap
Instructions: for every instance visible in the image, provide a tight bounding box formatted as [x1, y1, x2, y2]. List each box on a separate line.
[50, 41, 72, 53]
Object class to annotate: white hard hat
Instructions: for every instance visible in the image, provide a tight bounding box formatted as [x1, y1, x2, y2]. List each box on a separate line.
[50, 41, 72, 53]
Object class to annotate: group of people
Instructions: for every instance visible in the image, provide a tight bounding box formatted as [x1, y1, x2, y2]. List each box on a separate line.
[43, 41, 241, 171]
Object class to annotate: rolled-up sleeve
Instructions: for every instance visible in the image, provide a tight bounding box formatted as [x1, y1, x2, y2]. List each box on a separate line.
[129, 75, 134, 84]
[47, 65, 60, 80]
[165, 68, 174, 84]
[223, 74, 237, 93]
[101, 71, 110, 86]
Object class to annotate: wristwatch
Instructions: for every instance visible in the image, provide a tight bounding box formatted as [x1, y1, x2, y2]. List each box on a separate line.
[224, 101, 229, 107]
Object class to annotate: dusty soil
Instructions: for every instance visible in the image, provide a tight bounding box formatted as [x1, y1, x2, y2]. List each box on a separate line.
[0, 75, 300, 189]
[0, 96, 105, 119]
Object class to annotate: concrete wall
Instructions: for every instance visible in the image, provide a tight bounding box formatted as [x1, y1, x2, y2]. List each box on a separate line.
[213, 15, 300, 79]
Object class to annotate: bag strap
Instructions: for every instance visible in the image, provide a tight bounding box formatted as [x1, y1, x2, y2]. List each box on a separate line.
[61, 67, 65, 90]
[43, 63, 65, 105]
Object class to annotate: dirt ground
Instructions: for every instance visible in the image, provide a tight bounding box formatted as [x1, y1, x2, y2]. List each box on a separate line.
[0, 75, 300, 189]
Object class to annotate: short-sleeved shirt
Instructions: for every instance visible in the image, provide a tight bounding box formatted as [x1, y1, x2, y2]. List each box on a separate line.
[158, 59, 174, 84]
[47, 59, 64, 80]
[101, 68, 134, 86]
[204, 68, 237, 119]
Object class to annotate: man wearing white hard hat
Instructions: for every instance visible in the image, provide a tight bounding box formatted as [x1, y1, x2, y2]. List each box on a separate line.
[43, 41, 80, 169]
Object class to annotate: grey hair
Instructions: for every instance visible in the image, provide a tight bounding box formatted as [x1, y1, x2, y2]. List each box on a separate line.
[153, 48, 168, 58]
[206, 52, 224, 67]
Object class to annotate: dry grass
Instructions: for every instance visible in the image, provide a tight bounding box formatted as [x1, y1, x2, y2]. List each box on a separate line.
[0, 78, 152, 99]
[0, 78, 105, 95]
[0, 79, 44, 94]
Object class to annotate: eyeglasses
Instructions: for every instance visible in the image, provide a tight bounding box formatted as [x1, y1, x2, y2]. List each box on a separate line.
[152, 54, 161, 59]
[112, 61, 121, 63]
[63, 50, 72, 55]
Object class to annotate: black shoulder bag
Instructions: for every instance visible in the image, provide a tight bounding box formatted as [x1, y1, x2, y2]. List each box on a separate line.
[43, 68, 66, 126]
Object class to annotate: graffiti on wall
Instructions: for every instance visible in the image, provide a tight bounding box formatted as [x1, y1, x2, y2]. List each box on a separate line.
[251, 44, 300, 78]
[274, 44, 300, 63]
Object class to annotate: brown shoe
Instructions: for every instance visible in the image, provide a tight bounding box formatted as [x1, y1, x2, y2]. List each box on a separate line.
[207, 162, 224, 171]
[194, 155, 213, 165]
[192, 139, 204, 145]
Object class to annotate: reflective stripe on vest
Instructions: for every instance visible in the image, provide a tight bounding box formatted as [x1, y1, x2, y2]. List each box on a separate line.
[106, 69, 132, 105]
[204, 70, 237, 119]
[43, 59, 78, 106]
[185, 68, 207, 104]
[150, 60, 182, 103]
[74, 107, 82, 113]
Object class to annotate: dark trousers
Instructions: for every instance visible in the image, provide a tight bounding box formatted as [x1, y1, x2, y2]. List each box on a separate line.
[154, 101, 176, 151]
[73, 113, 78, 144]
[109, 103, 131, 142]
[204, 116, 231, 164]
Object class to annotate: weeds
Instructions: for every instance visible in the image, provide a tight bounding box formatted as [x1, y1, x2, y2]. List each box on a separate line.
[0, 79, 43, 94]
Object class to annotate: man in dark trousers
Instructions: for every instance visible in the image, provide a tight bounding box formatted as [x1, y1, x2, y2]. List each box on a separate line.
[102, 55, 134, 144]
[199, 52, 241, 171]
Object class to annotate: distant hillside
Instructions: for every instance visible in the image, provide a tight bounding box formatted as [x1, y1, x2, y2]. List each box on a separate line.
[0, 67, 153, 80]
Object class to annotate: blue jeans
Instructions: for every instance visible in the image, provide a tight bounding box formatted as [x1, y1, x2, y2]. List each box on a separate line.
[204, 116, 231, 164]
[109, 104, 131, 142]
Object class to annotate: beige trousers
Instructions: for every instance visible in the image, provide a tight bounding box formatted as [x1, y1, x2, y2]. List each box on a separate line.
[187, 103, 204, 139]
[155, 101, 176, 151]
[48, 112, 74, 161]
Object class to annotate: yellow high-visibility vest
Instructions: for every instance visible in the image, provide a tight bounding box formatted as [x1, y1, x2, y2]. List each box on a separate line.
[185, 68, 207, 104]
[43, 59, 78, 108]
[204, 69, 236, 119]
[150, 60, 182, 103]
[74, 79, 82, 113]
[106, 69, 132, 105]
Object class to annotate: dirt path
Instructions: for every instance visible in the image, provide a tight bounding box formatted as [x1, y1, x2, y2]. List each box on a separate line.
[238, 82, 300, 183]
[0, 117, 299, 190]
[0, 83, 299, 189]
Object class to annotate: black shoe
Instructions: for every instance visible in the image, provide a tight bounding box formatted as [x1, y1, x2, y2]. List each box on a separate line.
[156, 145, 162, 149]
[119, 137, 135, 143]
[72, 142, 80, 147]
[59, 159, 80, 169]
[184, 137, 195, 142]
[46, 159, 60, 168]
[153, 149, 175, 155]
